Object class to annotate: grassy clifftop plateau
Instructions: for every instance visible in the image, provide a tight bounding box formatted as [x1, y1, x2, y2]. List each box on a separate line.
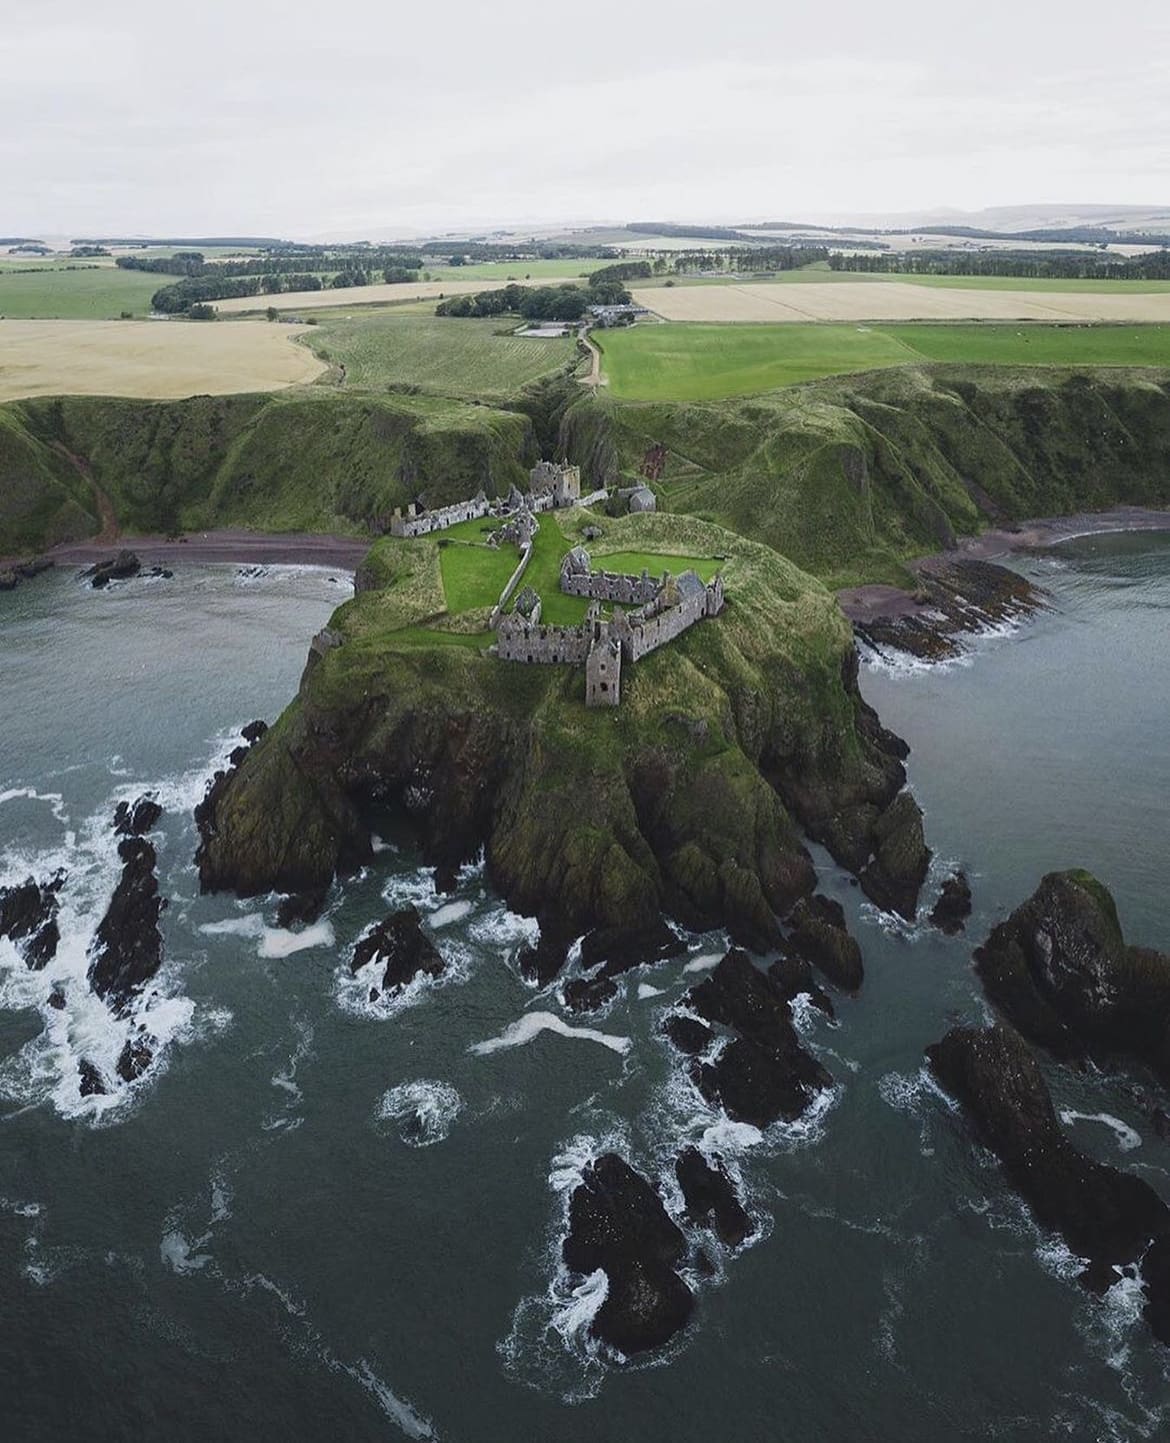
[563, 365, 1170, 587]
[0, 389, 536, 555]
[196, 512, 922, 950]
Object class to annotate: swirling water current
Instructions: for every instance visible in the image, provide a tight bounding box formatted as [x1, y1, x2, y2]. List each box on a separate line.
[1, 537, 1168, 1442]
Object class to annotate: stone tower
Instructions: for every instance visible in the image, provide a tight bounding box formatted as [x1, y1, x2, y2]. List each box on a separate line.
[585, 632, 621, 708]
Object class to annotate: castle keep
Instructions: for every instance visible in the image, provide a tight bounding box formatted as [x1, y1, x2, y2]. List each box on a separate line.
[495, 547, 725, 707]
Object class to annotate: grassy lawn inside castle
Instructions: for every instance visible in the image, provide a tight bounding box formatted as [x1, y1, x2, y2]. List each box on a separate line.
[432, 509, 724, 630]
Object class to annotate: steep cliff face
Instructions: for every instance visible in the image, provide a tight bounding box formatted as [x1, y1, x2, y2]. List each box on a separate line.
[195, 515, 925, 957]
[560, 366, 1170, 587]
[0, 391, 537, 553]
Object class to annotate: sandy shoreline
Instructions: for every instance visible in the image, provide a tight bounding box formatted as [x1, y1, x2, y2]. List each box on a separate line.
[838, 506, 1170, 623]
[4, 529, 373, 573]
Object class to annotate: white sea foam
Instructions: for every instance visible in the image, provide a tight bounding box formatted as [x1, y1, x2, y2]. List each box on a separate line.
[1059, 1110, 1142, 1152]
[469, 1011, 631, 1058]
[200, 913, 335, 958]
[428, 899, 473, 929]
[377, 1080, 463, 1147]
[0, 786, 70, 827]
[339, 1359, 436, 1441]
[637, 983, 665, 999]
[682, 953, 721, 974]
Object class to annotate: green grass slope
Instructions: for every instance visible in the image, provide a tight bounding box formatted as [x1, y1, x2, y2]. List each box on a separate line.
[0, 266, 164, 319]
[563, 365, 1170, 587]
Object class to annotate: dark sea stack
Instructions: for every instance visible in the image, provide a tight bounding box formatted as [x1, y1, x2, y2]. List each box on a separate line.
[78, 1059, 107, 1097]
[0, 871, 65, 970]
[785, 894, 863, 990]
[561, 920, 687, 1012]
[88, 839, 165, 1015]
[974, 870, 1170, 1079]
[930, 871, 973, 935]
[675, 1147, 753, 1248]
[562, 1153, 694, 1355]
[351, 906, 445, 995]
[858, 789, 931, 921]
[661, 1013, 715, 1055]
[116, 1034, 155, 1084]
[562, 974, 619, 1014]
[112, 796, 163, 838]
[926, 1024, 1170, 1334]
[240, 719, 268, 744]
[274, 887, 328, 929]
[517, 934, 568, 987]
[768, 954, 834, 1019]
[85, 550, 141, 589]
[684, 950, 832, 1129]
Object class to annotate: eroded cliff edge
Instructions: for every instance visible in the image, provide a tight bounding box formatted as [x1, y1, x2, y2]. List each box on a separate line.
[194, 514, 927, 960]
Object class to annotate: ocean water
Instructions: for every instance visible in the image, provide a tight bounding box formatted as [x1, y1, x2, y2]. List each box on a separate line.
[1, 539, 1169, 1442]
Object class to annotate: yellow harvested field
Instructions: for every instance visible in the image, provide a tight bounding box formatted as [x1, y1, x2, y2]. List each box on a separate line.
[633, 282, 1170, 325]
[0, 319, 327, 401]
[214, 277, 579, 314]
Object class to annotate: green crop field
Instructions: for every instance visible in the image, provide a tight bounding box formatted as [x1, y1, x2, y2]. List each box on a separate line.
[598, 322, 1170, 400]
[0, 265, 166, 318]
[425, 259, 608, 282]
[304, 309, 579, 399]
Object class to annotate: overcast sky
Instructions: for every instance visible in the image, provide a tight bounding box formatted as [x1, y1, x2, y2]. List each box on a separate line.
[5, 0, 1168, 239]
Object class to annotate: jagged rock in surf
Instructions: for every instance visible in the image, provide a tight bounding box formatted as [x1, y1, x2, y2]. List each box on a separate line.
[930, 870, 973, 934]
[784, 893, 863, 990]
[661, 1012, 715, 1055]
[78, 1059, 107, 1097]
[240, 719, 268, 744]
[767, 953, 835, 1019]
[675, 1147, 754, 1248]
[351, 906, 445, 996]
[517, 935, 568, 987]
[561, 920, 686, 1013]
[88, 838, 165, 1015]
[0, 870, 65, 970]
[974, 870, 1170, 1080]
[274, 887, 329, 929]
[84, 550, 141, 589]
[681, 949, 832, 1129]
[927, 1023, 1170, 1343]
[113, 796, 162, 838]
[562, 1152, 694, 1355]
[116, 1034, 155, 1084]
[858, 790, 931, 921]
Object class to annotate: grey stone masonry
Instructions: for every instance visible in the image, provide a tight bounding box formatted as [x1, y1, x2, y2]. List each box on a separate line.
[585, 633, 622, 707]
[389, 490, 490, 538]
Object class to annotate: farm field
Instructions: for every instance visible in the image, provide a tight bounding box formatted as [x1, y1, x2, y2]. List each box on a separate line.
[633, 280, 1170, 324]
[598, 322, 1170, 400]
[214, 275, 581, 314]
[0, 265, 166, 318]
[0, 319, 326, 401]
[304, 310, 578, 398]
[646, 265, 1170, 294]
[423, 259, 610, 282]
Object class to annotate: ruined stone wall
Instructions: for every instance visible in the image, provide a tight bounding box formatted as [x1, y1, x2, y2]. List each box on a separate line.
[496, 618, 591, 665]
[561, 568, 662, 606]
[620, 590, 709, 661]
[390, 496, 490, 538]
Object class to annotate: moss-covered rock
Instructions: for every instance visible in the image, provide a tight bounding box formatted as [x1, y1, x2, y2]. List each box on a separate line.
[974, 870, 1170, 1079]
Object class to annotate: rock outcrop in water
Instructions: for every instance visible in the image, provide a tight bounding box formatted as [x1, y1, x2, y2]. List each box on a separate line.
[84, 550, 141, 588]
[784, 893, 863, 990]
[0, 871, 65, 970]
[113, 796, 162, 838]
[351, 906, 445, 998]
[672, 950, 832, 1129]
[88, 838, 165, 1015]
[930, 870, 972, 934]
[927, 1024, 1170, 1340]
[974, 870, 1170, 1081]
[675, 1147, 753, 1248]
[562, 1152, 694, 1355]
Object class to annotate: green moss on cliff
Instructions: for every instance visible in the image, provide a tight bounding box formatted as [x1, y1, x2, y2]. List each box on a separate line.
[561, 366, 1170, 587]
[198, 513, 912, 944]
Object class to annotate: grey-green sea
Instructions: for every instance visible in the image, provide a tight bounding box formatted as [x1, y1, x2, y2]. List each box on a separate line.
[1, 536, 1169, 1442]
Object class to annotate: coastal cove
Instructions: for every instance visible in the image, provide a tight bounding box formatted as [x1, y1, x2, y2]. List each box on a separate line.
[0, 536, 1168, 1439]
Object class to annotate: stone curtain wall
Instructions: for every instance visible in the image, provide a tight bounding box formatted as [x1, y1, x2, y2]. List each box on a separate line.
[496, 617, 591, 664]
[390, 495, 490, 538]
[614, 588, 710, 661]
[561, 568, 663, 606]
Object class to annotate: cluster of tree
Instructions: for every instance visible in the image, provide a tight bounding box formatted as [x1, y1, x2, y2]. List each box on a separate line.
[878, 224, 1170, 247]
[627, 222, 748, 241]
[121, 249, 424, 282]
[150, 276, 266, 312]
[415, 240, 624, 262]
[69, 245, 110, 258]
[437, 282, 593, 321]
[7, 243, 51, 255]
[669, 244, 830, 273]
[827, 248, 1170, 281]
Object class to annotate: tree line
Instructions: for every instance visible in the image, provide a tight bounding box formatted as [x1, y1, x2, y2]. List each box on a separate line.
[827, 249, 1170, 281]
